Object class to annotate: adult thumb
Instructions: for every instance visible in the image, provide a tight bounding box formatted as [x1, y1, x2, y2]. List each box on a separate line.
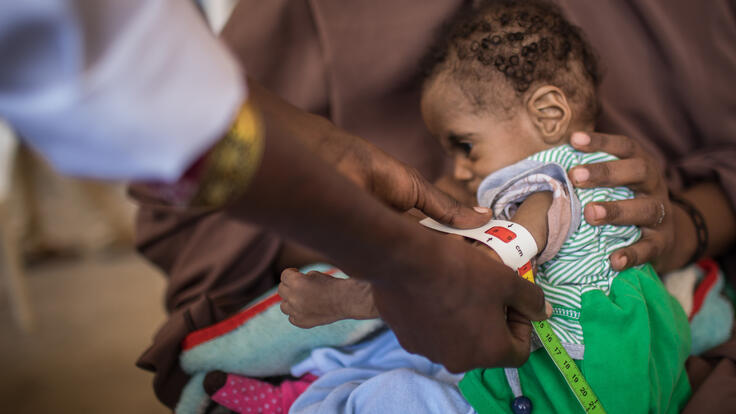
[412, 172, 492, 229]
[507, 276, 550, 322]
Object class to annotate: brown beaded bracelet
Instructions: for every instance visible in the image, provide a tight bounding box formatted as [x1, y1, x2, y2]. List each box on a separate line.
[669, 192, 708, 265]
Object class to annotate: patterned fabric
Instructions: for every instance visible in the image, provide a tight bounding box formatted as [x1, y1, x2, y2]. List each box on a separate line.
[478, 144, 641, 346]
[211, 373, 317, 413]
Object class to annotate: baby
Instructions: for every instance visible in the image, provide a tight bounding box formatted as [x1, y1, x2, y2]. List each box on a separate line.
[280, 1, 691, 412]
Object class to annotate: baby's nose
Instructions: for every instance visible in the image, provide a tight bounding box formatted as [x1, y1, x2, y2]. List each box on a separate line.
[453, 158, 474, 181]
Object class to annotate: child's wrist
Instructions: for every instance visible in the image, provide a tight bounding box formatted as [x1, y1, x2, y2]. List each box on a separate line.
[514, 216, 548, 253]
[510, 192, 552, 252]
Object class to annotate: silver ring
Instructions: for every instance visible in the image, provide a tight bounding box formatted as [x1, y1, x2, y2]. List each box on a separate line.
[655, 202, 666, 226]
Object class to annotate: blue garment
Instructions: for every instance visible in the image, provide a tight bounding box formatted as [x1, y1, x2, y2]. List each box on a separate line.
[289, 329, 474, 414]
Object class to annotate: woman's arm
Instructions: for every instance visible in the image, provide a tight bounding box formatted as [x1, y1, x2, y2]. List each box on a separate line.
[666, 182, 736, 272]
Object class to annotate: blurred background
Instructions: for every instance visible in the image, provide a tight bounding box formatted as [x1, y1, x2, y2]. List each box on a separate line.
[0, 94, 170, 414]
[0, 1, 238, 412]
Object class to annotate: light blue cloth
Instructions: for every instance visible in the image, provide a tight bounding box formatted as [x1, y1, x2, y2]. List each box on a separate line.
[476, 158, 581, 245]
[690, 265, 735, 355]
[289, 329, 475, 414]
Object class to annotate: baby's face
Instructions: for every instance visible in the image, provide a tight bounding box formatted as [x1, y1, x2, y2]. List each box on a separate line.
[421, 76, 547, 196]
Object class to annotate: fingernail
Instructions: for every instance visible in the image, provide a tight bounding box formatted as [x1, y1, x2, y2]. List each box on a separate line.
[473, 206, 491, 214]
[611, 255, 627, 270]
[571, 168, 589, 184]
[571, 132, 590, 146]
[545, 301, 553, 318]
[590, 205, 606, 220]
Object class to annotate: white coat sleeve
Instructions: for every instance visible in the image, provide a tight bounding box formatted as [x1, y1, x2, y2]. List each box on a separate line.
[0, 0, 246, 181]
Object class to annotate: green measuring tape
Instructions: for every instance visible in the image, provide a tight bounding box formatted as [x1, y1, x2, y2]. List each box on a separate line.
[519, 264, 606, 413]
[531, 319, 605, 413]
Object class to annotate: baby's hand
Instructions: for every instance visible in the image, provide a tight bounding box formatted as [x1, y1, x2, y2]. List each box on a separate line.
[278, 269, 378, 328]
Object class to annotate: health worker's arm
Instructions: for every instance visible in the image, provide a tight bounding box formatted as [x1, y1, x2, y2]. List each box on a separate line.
[0, 0, 549, 372]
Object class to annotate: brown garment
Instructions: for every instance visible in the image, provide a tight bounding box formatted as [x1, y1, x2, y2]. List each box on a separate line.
[556, 0, 736, 202]
[132, 0, 736, 409]
[132, 185, 283, 407]
[683, 323, 736, 414]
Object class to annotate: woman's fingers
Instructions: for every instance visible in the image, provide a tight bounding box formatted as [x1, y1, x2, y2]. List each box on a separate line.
[609, 230, 664, 271]
[570, 130, 676, 271]
[569, 132, 660, 193]
[569, 131, 661, 194]
[570, 158, 657, 193]
[570, 132, 638, 159]
[583, 197, 667, 227]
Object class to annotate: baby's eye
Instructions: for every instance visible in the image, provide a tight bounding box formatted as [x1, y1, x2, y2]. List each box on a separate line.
[457, 141, 473, 155]
[447, 134, 474, 156]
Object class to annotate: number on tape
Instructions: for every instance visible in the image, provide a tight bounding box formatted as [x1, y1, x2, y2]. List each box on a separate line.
[526, 267, 606, 414]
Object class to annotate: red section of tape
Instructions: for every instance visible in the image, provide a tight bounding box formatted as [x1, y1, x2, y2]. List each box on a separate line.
[517, 261, 532, 275]
[485, 226, 517, 243]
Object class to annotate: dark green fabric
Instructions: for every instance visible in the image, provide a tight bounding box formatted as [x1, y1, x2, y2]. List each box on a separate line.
[459, 265, 691, 413]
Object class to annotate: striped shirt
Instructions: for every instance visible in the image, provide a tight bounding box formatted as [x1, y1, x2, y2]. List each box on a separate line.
[528, 145, 641, 345]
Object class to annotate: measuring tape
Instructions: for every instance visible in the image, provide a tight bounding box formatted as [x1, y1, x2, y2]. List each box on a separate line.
[420, 218, 606, 413]
[518, 264, 606, 414]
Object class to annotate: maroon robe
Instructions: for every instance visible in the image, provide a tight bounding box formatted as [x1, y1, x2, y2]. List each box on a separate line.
[131, 0, 736, 409]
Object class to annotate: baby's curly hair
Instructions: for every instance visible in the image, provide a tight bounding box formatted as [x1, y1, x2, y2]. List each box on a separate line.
[423, 0, 601, 124]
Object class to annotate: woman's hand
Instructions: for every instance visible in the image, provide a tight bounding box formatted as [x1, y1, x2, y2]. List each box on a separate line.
[567, 132, 675, 271]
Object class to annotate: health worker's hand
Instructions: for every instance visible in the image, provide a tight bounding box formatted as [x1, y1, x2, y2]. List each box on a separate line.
[371, 232, 550, 373]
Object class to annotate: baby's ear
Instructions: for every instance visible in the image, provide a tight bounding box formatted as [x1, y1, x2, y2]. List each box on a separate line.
[526, 86, 571, 145]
